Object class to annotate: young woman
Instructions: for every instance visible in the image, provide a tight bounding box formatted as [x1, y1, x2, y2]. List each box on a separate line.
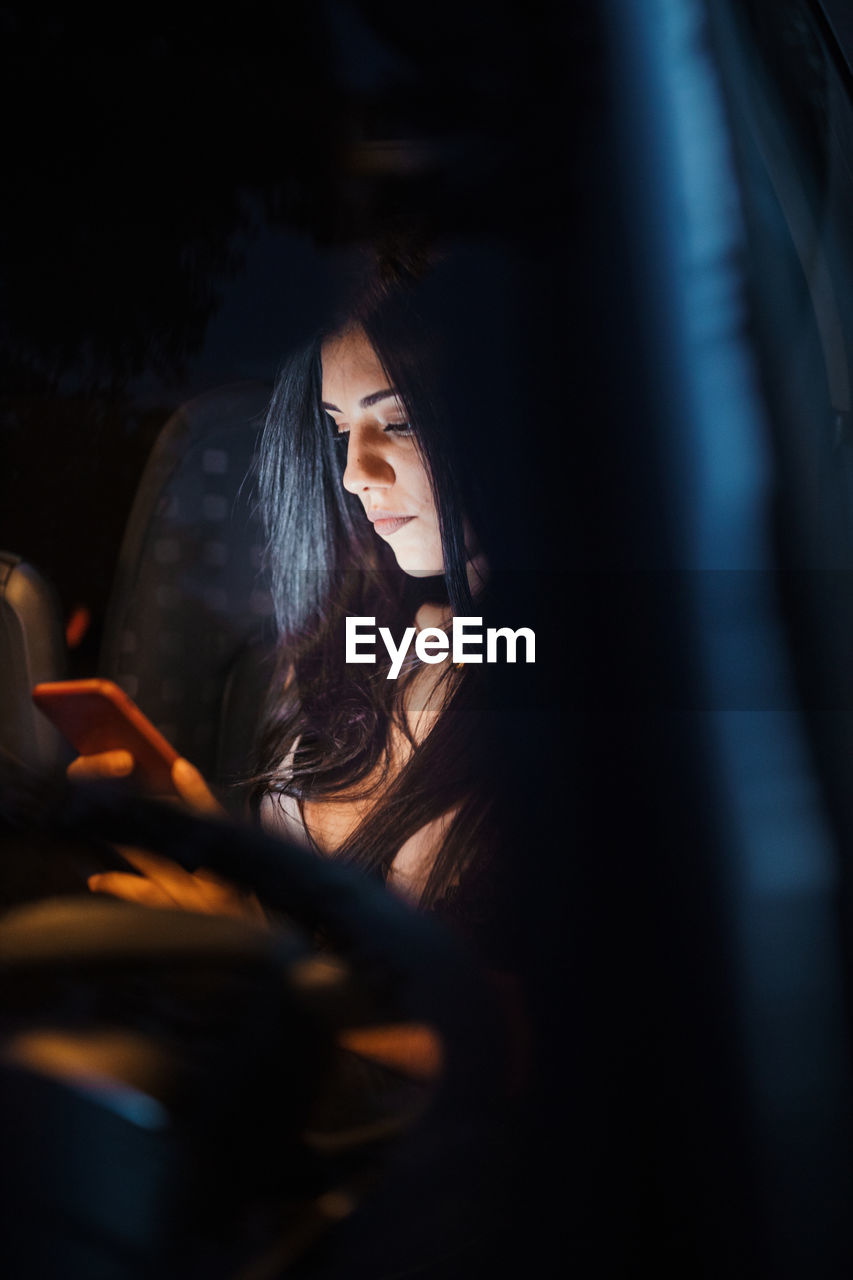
[75, 250, 515, 964]
[63, 253, 538, 1274]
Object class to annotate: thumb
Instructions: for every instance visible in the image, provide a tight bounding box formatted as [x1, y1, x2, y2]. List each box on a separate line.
[171, 757, 225, 817]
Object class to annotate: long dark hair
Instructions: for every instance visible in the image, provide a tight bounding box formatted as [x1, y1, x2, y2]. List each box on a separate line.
[249, 249, 496, 910]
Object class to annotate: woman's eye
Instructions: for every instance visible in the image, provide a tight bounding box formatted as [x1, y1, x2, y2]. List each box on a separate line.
[328, 420, 413, 441]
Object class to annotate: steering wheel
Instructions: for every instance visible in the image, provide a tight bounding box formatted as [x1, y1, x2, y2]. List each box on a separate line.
[0, 777, 510, 1279]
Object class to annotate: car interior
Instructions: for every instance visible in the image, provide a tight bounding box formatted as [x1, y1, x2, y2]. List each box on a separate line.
[6, 0, 853, 1276]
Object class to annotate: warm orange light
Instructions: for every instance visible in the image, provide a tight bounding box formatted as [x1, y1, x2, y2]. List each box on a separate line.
[65, 604, 92, 649]
[337, 1023, 444, 1082]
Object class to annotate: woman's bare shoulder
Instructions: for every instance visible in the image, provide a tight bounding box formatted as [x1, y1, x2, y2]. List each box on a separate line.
[258, 784, 313, 849]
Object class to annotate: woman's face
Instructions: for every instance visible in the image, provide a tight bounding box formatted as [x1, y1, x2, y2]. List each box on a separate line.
[321, 326, 444, 577]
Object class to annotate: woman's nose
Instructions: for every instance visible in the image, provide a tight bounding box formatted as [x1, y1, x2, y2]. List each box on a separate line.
[342, 428, 395, 493]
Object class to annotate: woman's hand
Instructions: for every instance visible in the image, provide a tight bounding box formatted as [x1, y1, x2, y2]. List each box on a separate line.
[66, 752, 224, 817]
[68, 752, 266, 924]
[87, 848, 267, 923]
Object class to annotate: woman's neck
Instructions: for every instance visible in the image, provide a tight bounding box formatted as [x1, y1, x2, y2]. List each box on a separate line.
[414, 600, 451, 631]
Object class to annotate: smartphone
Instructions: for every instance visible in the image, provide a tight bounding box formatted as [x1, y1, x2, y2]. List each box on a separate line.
[32, 678, 179, 795]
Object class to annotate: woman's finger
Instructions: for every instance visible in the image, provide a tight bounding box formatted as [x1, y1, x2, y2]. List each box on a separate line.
[115, 848, 204, 899]
[87, 871, 178, 908]
[171, 757, 225, 817]
[67, 750, 135, 781]
[194, 867, 269, 924]
[112, 848, 249, 917]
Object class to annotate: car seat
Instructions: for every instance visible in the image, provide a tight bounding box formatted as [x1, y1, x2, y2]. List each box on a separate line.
[98, 381, 276, 803]
[0, 552, 67, 775]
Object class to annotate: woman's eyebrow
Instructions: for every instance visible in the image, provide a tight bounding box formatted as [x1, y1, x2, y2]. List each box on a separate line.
[360, 388, 398, 408]
[320, 388, 399, 412]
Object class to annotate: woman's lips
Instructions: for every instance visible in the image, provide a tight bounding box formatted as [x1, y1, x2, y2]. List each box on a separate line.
[368, 513, 415, 536]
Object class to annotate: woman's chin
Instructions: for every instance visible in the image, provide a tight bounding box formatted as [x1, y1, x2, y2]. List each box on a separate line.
[399, 564, 445, 579]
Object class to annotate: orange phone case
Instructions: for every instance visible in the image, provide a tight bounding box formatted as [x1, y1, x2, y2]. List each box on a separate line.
[32, 678, 179, 794]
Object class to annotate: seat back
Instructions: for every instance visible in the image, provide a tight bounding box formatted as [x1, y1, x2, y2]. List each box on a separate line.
[0, 553, 67, 774]
[99, 382, 276, 796]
